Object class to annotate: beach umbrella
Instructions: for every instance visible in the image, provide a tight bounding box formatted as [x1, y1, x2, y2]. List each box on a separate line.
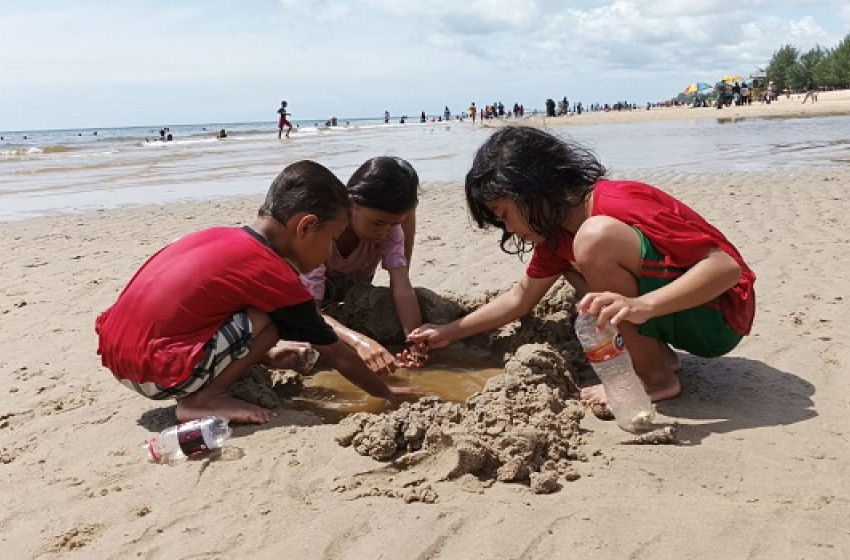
[721, 75, 742, 83]
[683, 82, 712, 94]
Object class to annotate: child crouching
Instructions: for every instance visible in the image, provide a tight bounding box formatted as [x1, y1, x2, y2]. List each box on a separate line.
[96, 161, 418, 424]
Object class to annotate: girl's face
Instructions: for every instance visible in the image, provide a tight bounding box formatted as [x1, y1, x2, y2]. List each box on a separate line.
[350, 204, 409, 241]
[485, 198, 545, 244]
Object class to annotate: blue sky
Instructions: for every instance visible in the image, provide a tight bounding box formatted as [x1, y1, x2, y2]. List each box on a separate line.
[1, 0, 848, 130]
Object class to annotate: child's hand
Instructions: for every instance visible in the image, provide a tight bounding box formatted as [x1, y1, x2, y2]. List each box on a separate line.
[577, 292, 653, 327]
[406, 324, 451, 351]
[265, 341, 318, 373]
[396, 343, 430, 369]
[350, 335, 397, 375]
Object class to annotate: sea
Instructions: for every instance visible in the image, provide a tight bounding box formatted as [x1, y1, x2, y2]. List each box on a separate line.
[3, 113, 850, 222]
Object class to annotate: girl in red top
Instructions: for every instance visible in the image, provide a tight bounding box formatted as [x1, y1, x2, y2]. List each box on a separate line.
[409, 126, 755, 405]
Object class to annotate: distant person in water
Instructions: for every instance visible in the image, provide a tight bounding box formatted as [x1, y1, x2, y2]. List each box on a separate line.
[217, 129, 227, 139]
[278, 101, 293, 139]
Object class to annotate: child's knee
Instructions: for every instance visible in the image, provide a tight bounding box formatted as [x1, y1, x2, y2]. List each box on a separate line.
[573, 216, 641, 269]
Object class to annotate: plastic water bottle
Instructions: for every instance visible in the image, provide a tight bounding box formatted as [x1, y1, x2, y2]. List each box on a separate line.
[142, 416, 232, 463]
[574, 313, 655, 432]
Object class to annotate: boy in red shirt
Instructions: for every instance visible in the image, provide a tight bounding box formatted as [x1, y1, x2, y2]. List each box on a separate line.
[277, 100, 292, 139]
[409, 126, 755, 405]
[96, 161, 417, 424]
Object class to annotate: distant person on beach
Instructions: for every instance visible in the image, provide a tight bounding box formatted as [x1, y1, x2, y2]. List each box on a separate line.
[217, 129, 227, 139]
[802, 78, 817, 104]
[469, 102, 477, 123]
[384, 110, 390, 124]
[408, 126, 756, 406]
[277, 100, 293, 138]
[95, 161, 419, 424]
[302, 156, 428, 370]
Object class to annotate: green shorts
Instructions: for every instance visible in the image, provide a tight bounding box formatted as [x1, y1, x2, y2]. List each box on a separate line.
[635, 229, 742, 358]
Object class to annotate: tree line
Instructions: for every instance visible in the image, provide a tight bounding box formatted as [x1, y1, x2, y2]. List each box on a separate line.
[766, 33, 850, 91]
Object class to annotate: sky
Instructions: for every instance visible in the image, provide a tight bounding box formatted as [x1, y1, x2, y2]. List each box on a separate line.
[1, 0, 848, 130]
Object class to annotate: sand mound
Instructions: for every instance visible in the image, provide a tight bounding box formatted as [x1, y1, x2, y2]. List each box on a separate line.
[323, 284, 467, 343]
[233, 281, 595, 498]
[336, 342, 586, 497]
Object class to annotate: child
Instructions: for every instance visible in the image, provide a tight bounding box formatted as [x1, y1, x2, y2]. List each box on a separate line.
[301, 156, 428, 371]
[96, 161, 418, 424]
[408, 126, 756, 404]
[277, 100, 292, 139]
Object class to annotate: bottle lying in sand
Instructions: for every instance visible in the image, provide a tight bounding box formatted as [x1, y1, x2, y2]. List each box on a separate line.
[574, 313, 655, 432]
[142, 416, 232, 464]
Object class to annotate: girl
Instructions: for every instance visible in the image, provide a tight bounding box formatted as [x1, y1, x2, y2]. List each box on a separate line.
[302, 156, 427, 374]
[408, 126, 756, 404]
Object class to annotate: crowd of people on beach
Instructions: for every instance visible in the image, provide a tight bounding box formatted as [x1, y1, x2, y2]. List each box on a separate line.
[96, 125, 756, 426]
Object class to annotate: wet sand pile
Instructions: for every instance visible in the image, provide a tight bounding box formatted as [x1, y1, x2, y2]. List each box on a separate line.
[322, 284, 467, 344]
[336, 342, 587, 496]
[233, 281, 597, 497]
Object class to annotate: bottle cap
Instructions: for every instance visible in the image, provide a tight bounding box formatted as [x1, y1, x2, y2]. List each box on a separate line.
[141, 440, 160, 463]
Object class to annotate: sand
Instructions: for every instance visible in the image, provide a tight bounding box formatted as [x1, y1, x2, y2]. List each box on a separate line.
[2, 105, 850, 558]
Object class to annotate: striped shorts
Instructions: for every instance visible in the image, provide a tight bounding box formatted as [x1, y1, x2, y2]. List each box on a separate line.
[121, 311, 253, 400]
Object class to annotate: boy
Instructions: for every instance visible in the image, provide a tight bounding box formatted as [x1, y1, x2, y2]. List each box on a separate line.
[96, 161, 417, 424]
[278, 100, 293, 139]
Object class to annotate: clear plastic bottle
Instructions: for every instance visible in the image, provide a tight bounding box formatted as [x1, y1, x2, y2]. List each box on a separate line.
[574, 313, 655, 432]
[142, 416, 232, 463]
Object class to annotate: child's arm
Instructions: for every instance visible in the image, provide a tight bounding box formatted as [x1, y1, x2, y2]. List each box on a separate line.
[315, 340, 419, 402]
[401, 212, 416, 265]
[408, 273, 560, 349]
[578, 248, 742, 327]
[319, 305, 398, 374]
[388, 267, 422, 336]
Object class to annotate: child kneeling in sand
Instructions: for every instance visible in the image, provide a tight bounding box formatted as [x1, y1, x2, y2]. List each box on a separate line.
[302, 156, 429, 371]
[96, 161, 418, 424]
[408, 126, 756, 404]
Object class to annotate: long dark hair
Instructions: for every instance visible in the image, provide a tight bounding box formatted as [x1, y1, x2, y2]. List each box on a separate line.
[347, 156, 419, 214]
[465, 126, 606, 256]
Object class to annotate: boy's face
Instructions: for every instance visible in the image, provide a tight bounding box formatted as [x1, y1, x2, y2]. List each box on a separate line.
[485, 198, 544, 244]
[350, 204, 409, 242]
[290, 210, 348, 273]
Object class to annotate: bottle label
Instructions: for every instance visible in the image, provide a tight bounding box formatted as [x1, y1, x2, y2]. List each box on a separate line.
[583, 333, 626, 363]
[177, 419, 212, 457]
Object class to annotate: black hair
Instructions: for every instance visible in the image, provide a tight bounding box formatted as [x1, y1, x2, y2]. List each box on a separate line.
[258, 160, 350, 224]
[346, 156, 419, 214]
[465, 126, 606, 256]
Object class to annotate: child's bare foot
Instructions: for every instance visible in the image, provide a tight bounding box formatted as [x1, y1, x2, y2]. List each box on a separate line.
[176, 392, 276, 424]
[580, 374, 681, 404]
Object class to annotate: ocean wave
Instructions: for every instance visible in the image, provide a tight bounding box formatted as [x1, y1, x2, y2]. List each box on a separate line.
[0, 145, 78, 158]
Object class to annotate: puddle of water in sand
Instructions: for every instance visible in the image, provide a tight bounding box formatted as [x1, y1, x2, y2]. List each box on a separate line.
[287, 346, 503, 423]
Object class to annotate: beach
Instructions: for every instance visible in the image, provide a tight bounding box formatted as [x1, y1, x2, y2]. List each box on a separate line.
[2, 99, 850, 558]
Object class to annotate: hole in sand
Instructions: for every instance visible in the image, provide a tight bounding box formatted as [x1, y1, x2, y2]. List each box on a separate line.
[289, 345, 503, 423]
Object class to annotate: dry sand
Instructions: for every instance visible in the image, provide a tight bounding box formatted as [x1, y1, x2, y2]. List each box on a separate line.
[2, 108, 850, 558]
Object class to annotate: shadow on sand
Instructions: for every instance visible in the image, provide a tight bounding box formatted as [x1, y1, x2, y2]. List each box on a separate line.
[654, 354, 816, 445]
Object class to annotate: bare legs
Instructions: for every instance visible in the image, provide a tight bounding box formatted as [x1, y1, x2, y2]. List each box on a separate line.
[176, 308, 279, 424]
[572, 217, 682, 404]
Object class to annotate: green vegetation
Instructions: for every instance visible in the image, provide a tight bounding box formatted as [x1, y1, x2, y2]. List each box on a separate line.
[766, 33, 850, 91]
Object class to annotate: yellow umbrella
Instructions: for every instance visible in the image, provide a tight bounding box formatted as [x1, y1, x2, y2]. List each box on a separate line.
[683, 82, 712, 94]
[721, 75, 742, 83]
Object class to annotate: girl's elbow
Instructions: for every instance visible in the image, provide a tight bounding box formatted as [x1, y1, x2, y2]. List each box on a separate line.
[724, 261, 742, 288]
